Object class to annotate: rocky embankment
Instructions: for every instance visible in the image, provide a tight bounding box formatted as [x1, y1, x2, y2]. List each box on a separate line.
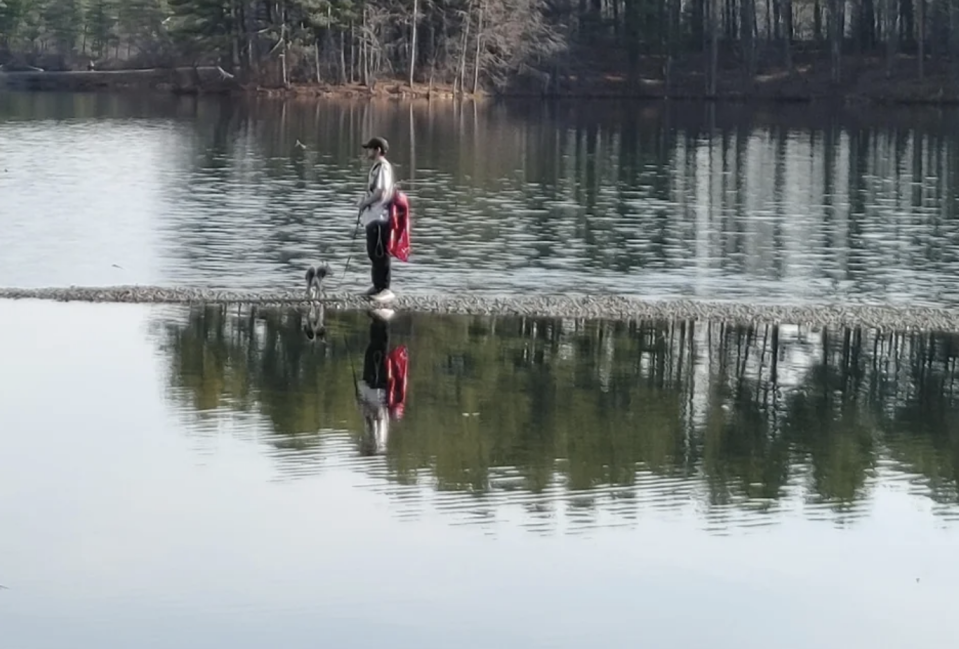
[2, 285, 958, 333]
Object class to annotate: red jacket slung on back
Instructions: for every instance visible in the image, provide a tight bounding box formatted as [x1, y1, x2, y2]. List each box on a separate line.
[387, 191, 411, 262]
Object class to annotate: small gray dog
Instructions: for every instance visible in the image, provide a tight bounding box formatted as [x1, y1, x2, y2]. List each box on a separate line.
[303, 264, 331, 342]
[304, 264, 331, 300]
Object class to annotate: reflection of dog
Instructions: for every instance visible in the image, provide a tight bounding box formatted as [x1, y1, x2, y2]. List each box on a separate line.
[302, 303, 326, 342]
[305, 264, 330, 301]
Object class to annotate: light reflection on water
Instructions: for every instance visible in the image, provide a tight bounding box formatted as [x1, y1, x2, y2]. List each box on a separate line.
[0, 300, 957, 648]
[3, 93, 959, 307]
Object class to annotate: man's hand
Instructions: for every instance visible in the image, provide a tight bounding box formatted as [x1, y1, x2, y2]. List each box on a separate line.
[357, 188, 383, 213]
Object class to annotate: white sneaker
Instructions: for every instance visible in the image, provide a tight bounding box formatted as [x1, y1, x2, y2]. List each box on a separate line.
[369, 288, 395, 303]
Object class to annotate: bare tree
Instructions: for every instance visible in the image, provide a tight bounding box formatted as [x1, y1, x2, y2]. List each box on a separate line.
[918, 0, 925, 80]
[410, 0, 420, 85]
[886, 0, 898, 79]
[829, 0, 843, 84]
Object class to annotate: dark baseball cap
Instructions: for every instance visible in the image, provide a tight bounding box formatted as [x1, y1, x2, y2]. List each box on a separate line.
[362, 136, 389, 153]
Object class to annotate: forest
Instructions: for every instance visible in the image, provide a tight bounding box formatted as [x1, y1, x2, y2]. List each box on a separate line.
[3, 1, 959, 99]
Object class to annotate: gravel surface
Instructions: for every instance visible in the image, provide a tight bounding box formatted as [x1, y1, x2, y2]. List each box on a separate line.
[3, 285, 959, 332]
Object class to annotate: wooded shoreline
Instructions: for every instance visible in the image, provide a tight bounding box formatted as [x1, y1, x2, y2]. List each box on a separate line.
[4, 55, 959, 106]
[6, 1, 959, 108]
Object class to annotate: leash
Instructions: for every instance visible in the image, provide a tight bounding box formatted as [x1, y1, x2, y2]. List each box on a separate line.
[338, 209, 363, 290]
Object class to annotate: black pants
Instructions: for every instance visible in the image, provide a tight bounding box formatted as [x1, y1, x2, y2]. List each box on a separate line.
[366, 220, 392, 291]
[363, 319, 390, 390]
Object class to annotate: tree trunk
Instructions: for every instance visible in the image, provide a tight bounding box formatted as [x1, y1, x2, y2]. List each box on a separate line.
[708, 0, 719, 96]
[918, 0, 925, 80]
[901, 0, 914, 47]
[951, 0, 959, 91]
[830, 0, 842, 84]
[457, 0, 473, 95]
[280, 0, 289, 87]
[692, 0, 705, 51]
[886, 0, 898, 78]
[815, 0, 823, 42]
[742, 0, 756, 84]
[665, 0, 677, 94]
[409, 0, 419, 86]
[852, 0, 863, 52]
[625, 0, 641, 91]
[472, 0, 484, 94]
[349, 22, 355, 83]
[315, 34, 322, 83]
[768, 0, 775, 41]
[339, 29, 347, 84]
[245, 0, 255, 77]
[361, 8, 367, 86]
[230, 0, 242, 75]
[783, 0, 793, 72]
[613, 0, 621, 39]
[863, 0, 877, 51]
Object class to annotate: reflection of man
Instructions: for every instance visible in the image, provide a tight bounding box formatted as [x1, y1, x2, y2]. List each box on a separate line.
[357, 312, 408, 456]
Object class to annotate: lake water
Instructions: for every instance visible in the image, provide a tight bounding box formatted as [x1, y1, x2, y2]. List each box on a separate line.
[3, 92, 959, 306]
[3, 92, 959, 647]
[1, 297, 958, 648]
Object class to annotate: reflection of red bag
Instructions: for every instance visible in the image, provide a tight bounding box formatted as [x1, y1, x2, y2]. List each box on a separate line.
[387, 191, 411, 262]
[386, 345, 408, 419]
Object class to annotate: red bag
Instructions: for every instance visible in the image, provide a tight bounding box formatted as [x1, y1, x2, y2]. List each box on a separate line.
[387, 191, 411, 262]
[386, 345, 408, 420]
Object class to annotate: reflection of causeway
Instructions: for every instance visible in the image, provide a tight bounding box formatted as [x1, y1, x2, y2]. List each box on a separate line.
[150, 305, 959, 534]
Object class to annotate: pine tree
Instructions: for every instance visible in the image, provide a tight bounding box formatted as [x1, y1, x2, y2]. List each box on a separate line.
[0, 0, 17, 49]
[167, 0, 234, 63]
[117, 0, 166, 58]
[41, 0, 83, 56]
[86, 0, 118, 58]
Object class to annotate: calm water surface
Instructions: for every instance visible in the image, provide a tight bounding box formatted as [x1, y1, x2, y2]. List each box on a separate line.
[1, 299, 958, 648]
[4, 92, 959, 305]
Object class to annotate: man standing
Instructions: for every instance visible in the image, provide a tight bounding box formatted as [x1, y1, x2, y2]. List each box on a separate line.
[357, 136, 396, 303]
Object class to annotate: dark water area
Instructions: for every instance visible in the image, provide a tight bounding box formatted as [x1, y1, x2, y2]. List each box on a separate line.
[4, 92, 959, 307]
[1, 299, 957, 648]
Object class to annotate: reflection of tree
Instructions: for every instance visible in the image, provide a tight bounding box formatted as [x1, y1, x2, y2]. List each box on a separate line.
[154, 305, 370, 453]
[878, 333, 959, 505]
[152, 305, 959, 532]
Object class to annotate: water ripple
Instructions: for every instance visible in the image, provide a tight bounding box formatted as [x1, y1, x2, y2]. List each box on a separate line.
[6, 95, 959, 309]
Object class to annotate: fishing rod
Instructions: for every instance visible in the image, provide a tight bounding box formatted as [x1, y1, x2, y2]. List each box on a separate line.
[339, 209, 364, 290]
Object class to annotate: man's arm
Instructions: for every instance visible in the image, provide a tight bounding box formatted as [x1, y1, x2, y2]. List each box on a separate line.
[358, 188, 385, 212]
[358, 163, 391, 211]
